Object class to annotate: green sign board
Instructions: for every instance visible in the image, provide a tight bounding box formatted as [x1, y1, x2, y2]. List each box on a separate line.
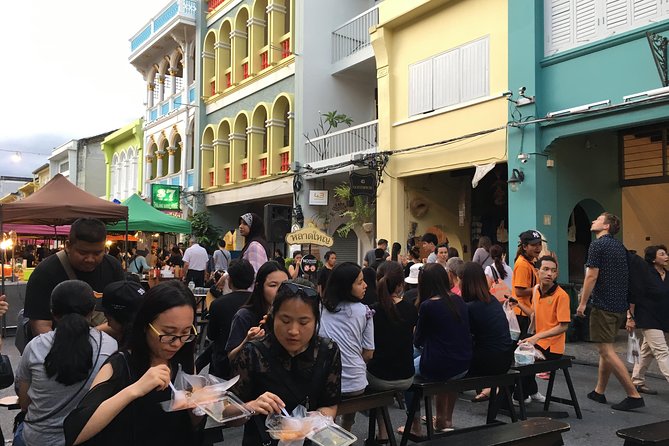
[151, 184, 181, 210]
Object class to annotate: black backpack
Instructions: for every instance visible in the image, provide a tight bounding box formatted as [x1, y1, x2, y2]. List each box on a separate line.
[626, 249, 647, 305]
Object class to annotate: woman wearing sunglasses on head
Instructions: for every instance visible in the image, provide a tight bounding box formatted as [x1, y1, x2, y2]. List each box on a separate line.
[230, 281, 342, 446]
[64, 281, 202, 446]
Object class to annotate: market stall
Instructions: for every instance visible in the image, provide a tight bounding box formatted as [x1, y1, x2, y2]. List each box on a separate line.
[0, 174, 128, 330]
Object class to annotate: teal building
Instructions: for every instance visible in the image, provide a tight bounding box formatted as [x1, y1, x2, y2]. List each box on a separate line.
[508, 1, 669, 282]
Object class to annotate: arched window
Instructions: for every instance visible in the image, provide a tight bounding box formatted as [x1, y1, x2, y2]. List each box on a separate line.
[127, 147, 137, 195]
[219, 20, 232, 89]
[111, 153, 119, 199]
[173, 134, 183, 174]
[203, 31, 217, 98]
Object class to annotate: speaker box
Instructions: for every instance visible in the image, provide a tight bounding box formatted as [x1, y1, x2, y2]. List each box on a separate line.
[264, 204, 292, 243]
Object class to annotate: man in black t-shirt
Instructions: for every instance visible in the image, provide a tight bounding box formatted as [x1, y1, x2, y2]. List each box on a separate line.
[317, 250, 337, 297]
[24, 218, 124, 336]
[208, 258, 255, 378]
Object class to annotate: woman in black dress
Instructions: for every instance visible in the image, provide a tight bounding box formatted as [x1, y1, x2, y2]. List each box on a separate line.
[64, 281, 201, 445]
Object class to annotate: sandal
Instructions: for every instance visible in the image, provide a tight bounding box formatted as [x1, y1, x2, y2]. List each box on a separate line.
[396, 425, 422, 437]
[471, 392, 490, 403]
[420, 415, 436, 425]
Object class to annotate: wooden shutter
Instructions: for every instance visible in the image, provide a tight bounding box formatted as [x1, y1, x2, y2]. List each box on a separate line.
[433, 49, 460, 109]
[632, 0, 659, 23]
[622, 130, 663, 180]
[408, 59, 433, 116]
[575, 0, 598, 42]
[546, 0, 574, 54]
[605, 0, 630, 31]
[460, 37, 489, 102]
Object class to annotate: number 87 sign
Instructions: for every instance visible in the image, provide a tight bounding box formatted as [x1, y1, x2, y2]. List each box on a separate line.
[151, 184, 181, 210]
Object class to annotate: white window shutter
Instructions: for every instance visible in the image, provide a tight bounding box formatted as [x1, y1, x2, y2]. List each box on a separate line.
[632, 0, 659, 23]
[546, 0, 574, 54]
[460, 37, 489, 102]
[433, 49, 460, 109]
[575, 0, 599, 42]
[605, 0, 630, 31]
[409, 59, 433, 116]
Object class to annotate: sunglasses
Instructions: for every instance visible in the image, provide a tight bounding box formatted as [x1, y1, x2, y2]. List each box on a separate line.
[279, 281, 319, 299]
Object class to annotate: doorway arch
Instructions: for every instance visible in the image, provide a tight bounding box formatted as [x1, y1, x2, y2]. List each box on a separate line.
[331, 226, 359, 264]
[567, 199, 604, 283]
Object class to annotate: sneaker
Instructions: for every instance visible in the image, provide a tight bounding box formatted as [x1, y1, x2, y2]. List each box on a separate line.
[512, 396, 532, 406]
[587, 390, 607, 404]
[635, 385, 658, 395]
[530, 392, 546, 403]
[611, 397, 645, 411]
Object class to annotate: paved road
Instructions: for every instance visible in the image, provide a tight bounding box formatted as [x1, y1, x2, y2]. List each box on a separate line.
[0, 333, 667, 445]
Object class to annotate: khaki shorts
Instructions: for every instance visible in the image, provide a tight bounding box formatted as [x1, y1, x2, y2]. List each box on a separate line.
[589, 307, 625, 343]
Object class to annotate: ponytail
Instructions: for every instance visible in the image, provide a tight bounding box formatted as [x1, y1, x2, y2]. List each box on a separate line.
[490, 245, 507, 280]
[44, 313, 93, 385]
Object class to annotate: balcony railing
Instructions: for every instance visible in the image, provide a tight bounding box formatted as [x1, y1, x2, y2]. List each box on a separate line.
[146, 82, 196, 123]
[304, 120, 378, 165]
[130, 0, 197, 52]
[332, 5, 379, 63]
[208, 0, 226, 13]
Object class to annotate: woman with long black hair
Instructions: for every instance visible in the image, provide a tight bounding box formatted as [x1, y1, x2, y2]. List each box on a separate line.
[64, 281, 201, 446]
[225, 261, 289, 362]
[15, 280, 117, 446]
[239, 212, 269, 273]
[319, 262, 373, 431]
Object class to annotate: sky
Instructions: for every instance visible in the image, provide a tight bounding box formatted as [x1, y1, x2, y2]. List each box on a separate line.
[0, 0, 170, 177]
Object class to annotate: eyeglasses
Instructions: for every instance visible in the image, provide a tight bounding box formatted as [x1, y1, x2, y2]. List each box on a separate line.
[148, 323, 198, 344]
[279, 281, 319, 299]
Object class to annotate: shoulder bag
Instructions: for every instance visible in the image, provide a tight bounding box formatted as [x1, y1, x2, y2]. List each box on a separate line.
[489, 266, 512, 303]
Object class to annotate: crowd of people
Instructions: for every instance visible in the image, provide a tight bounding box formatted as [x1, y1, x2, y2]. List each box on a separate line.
[3, 210, 668, 445]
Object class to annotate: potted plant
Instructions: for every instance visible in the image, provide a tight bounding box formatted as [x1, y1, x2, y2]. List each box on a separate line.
[333, 184, 374, 238]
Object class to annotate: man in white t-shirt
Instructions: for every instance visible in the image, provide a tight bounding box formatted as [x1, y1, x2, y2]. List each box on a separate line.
[182, 237, 209, 287]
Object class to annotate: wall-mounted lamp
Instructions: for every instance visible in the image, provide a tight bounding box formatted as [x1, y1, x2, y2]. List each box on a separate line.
[508, 169, 525, 192]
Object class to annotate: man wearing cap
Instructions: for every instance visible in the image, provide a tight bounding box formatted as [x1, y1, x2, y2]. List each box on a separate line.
[512, 231, 543, 335]
[100, 280, 146, 345]
[577, 212, 643, 411]
[24, 218, 124, 336]
[182, 237, 209, 287]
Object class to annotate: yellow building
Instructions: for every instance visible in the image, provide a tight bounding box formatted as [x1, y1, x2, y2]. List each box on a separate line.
[371, 0, 509, 258]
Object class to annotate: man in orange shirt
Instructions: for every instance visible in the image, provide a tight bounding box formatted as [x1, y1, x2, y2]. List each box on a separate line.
[512, 255, 570, 404]
[520, 256, 571, 358]
[512, 230, 542, 334]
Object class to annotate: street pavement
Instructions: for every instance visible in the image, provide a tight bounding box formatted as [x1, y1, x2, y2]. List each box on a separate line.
[0, 329, 666, 445]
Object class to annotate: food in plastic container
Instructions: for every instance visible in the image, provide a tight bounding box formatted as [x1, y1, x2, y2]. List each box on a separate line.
[309, 423, 357, 446]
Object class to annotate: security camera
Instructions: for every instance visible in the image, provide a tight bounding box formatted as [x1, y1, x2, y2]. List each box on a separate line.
[502, 90, 513, 97]
[519, 86, 527, 96]
[518, 153, 530, 163]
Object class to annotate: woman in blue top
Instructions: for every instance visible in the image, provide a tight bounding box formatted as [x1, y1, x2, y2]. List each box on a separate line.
[413, 263, 471, 433]
[460, 262, 513, 402]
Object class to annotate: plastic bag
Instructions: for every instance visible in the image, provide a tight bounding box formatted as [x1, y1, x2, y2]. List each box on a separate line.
[162, 365, 240, 412]
[514, 343, 545, 365]
[627, 332, 641, 364]
[503, 301, 521, 341]
[266, 405, 356, 446]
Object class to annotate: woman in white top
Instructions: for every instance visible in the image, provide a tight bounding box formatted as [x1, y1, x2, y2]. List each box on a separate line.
[319, 261, 373, 431]
[483, 244, 513, 290]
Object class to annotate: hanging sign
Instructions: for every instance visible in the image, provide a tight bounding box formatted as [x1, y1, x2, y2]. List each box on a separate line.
[301, 254, 318, 276]
[285, 227, 333, 247]
[309, 190, 329, 206]
[151, 184, 181, 210]
[350, 172, 376, 197]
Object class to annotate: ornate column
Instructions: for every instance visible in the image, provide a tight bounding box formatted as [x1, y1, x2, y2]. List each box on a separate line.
[147, 83, 155, 108]
[168, 68, 178, 96]
[158, 74, 166, 102]
[167, 147, 176, 175]
[155, 150, 165, 177]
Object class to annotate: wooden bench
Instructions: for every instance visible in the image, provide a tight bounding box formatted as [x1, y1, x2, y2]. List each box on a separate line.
[400, 370, 520, 446]
[617, 420, 669, 445]
[337, 390, 398, 446]
[420, 417, 570, 446]
[510, 356, 582, 420]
